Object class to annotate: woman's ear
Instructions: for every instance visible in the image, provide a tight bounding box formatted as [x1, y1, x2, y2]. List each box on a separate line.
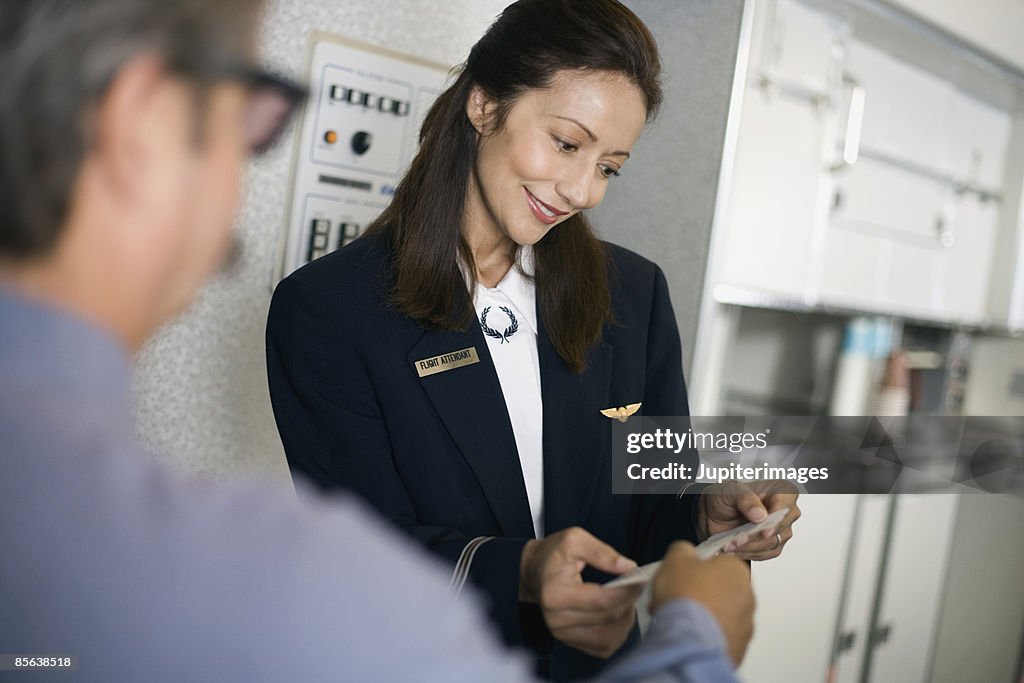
[466, 85, 495, 136]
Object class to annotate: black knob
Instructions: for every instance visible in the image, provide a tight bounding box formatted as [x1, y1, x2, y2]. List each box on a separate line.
[351, 131, 372, 156]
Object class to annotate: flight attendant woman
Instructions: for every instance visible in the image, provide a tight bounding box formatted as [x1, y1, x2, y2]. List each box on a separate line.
[268, 1, 798, 679]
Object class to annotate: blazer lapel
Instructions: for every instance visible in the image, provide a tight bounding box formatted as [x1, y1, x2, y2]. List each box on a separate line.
[537, 315, 614, 536]
[407, 325, 535, 538]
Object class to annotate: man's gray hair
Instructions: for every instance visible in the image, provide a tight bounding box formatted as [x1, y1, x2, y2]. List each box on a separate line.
[0, 0, 263, 258]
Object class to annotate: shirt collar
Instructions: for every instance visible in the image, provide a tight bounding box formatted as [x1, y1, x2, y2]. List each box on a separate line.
[464, 246, 537, 335]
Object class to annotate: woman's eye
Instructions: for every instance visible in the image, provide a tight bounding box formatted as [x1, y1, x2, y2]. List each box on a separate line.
[600, 165, 621, 179]
[554, 137, 578, 153]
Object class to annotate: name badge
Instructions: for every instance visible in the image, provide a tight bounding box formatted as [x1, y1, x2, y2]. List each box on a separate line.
[414, 347, 480, 378]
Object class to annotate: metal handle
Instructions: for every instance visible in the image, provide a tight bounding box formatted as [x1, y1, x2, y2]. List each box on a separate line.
[869, 622, 894, 647]
[831, 74, 865, 172]
[936, 203, 957, 247]
[836, 630, 857, 654]
[755, 70, 830, 107]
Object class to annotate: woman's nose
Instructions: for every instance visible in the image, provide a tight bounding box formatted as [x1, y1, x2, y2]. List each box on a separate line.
[555, 163, 596, 210]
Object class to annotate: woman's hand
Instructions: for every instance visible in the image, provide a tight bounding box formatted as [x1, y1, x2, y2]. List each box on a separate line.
[699, 480, 801, 560]
[519, 527, 643, 659]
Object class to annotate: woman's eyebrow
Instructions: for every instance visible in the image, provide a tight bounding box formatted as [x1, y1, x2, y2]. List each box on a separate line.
[550, 115, 630, 158]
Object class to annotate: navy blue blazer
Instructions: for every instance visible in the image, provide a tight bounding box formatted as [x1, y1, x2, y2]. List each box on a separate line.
[266, 230, 701, 680]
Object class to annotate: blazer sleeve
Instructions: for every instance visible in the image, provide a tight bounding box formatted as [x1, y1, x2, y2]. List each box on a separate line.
[265, 273, 533, 650]
[626, 264, 708, 563]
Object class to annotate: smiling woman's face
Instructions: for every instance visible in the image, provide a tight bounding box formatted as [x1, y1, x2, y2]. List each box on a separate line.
[464, 69, 647, 248]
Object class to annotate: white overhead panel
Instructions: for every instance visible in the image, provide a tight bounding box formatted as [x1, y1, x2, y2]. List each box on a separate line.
[277, 32, 450, 281]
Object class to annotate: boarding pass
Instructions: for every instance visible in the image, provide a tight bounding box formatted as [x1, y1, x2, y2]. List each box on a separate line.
[604, 507, 789, 589]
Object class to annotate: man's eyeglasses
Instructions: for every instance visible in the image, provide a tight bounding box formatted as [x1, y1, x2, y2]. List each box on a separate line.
[171, 60, 308, 156]
[235, 69, 308, 156]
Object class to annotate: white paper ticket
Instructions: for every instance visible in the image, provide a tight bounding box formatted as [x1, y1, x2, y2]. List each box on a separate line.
[604, 507, 789, 589]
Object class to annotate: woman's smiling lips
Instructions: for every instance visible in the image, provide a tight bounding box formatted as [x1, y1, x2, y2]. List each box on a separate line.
[524, 188, 569, 225]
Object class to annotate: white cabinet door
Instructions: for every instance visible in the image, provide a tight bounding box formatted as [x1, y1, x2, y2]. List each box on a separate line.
[816, 68, 1007, 324]
[753, 0, 845, 90]
[935, 195, 1000, 323]
[718, 0, 1011, 325]
[820, 173, 999, 324]
[833, 495, 960, 683]
[868, 495, 960, 683]
[739, 495, 860, 683]
[942, 87, 1011, 190]
[820, 157, 947, 317]
[719, 91, 829, 299]
[833, 495, 890, 683]
[830, 158, 947, 242]
[717, 0, 845, 300]
[883, 240, 945, 320]
[845, 40, 952, 172]
[815, 216, 885, 312]
[985, 109, 1024, 331]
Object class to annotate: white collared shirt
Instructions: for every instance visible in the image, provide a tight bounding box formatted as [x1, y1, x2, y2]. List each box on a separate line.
[469, 247, 544, 539]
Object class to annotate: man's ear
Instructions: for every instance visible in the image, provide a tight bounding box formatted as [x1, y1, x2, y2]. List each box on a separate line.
[89, 53, 176, 200]
[466, 85, 496, 136]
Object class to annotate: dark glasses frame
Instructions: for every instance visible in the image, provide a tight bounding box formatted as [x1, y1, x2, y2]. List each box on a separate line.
[170, 59, 309, 155]
[230, 67, 308, 155]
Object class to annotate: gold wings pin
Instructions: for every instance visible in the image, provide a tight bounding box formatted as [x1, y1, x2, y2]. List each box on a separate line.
[599, 403, 642, 423]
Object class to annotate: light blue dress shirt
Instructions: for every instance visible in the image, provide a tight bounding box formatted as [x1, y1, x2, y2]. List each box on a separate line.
[0, 287, 739, 682]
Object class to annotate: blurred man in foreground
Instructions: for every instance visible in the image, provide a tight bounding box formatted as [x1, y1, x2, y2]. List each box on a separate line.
[0, 1, 754, 680]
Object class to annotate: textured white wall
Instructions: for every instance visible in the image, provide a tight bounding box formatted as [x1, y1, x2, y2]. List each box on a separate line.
[131, 0, 510, 480]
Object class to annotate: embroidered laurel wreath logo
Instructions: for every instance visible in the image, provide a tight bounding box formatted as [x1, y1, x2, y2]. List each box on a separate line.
[480, 306, 519, 344]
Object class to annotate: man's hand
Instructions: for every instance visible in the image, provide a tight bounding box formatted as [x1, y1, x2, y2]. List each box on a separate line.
[699, 480, 801, 560]
[520, 527, 643, 659]
[651, 541, 755, 665]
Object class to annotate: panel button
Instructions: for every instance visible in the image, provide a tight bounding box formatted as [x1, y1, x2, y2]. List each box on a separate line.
[351, 131, 373, 156]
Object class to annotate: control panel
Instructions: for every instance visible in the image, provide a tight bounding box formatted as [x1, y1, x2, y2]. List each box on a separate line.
[277, 32, 450, 280]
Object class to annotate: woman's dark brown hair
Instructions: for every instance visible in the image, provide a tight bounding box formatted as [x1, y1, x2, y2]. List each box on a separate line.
[367, 0, 662, 373]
